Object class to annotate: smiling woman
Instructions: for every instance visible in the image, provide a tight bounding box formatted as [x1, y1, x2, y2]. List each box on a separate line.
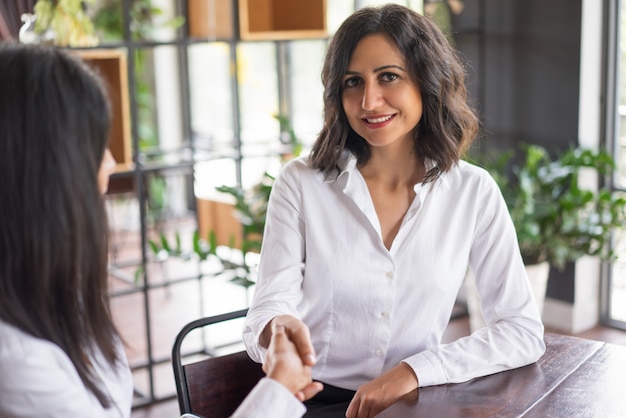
[242, 4, 545, 418]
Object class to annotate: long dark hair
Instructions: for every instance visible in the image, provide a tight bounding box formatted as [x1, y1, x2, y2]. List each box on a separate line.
[311, 4, 479, 182]
[0, 43, 119, 407]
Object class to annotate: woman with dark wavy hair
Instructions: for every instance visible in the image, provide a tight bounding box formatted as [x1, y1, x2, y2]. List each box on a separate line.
[244, 4, 545, 417]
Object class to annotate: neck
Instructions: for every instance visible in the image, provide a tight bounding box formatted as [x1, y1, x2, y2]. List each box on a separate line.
[359, 148, 424, 187]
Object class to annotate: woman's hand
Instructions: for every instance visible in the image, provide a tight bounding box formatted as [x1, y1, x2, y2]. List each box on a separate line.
[263, 324, 324, 401]
[345, 363, 418, 418]
[260, 315, 317, 367]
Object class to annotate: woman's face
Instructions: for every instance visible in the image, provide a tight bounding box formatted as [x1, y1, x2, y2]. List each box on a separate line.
[98, 148, 116, 194]
[341, 33, 423, 151]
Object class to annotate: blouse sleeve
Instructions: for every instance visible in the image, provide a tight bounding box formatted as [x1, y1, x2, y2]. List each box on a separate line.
[242, 160, 308, 363]
[230, 378, 306, 418]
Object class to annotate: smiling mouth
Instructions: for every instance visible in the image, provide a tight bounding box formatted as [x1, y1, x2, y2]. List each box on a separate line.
[364, 115, 394, 124]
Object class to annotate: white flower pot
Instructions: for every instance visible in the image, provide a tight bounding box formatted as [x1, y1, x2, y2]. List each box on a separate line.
[464, 261, 550, 332]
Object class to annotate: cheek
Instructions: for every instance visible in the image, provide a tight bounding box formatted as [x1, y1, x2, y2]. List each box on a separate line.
[399, 90, 423, 120]
[103, 149, 116, 172]
[341, 94, 360, 119]
[98, 149, 116, 193]
[341, 95, 349, 112]
[341, 101, 360, 131]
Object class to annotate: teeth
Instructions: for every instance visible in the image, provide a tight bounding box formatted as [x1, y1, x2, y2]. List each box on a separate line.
[366, 115, 392, 124]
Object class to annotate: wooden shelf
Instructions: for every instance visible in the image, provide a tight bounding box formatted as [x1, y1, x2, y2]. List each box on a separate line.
[188, 0, 234, 40]
[73, 49, 132, 172]
[239, 0, 326, 40]
[188, 0, 327, 41]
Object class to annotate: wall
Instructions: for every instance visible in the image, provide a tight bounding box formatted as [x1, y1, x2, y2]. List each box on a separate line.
[451, 0, 607, 331]
[454, 0, 582, 153]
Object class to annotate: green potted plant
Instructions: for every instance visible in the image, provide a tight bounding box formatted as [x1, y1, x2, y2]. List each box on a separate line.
[466, 144, 626, 330]
[498, 145, 625, 269]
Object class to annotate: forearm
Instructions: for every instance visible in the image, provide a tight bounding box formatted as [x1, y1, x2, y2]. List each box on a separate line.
[404, 318, 545, 387]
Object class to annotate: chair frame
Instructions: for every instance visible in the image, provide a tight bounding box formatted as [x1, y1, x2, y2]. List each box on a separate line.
[172, 308, 262, 416]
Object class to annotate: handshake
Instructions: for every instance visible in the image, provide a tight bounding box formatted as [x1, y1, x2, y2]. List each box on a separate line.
[263, 322, 324, 401]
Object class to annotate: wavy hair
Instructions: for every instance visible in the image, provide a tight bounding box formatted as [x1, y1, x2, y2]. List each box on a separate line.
[311, 4, 479, 182]
[0, 43, 118, 407]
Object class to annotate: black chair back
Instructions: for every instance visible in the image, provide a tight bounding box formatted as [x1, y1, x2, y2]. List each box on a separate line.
[171, 308, 265, 418]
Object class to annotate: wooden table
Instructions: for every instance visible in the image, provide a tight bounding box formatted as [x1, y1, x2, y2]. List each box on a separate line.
[375, 332, 626, 417]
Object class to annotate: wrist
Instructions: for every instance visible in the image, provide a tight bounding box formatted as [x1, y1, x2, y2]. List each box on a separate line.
[399, 362, 419, 389]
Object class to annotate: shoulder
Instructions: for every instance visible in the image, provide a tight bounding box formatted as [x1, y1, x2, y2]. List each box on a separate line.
[0, 319, 47, 359]
[279, 156, 315, 176]
[454, 159, 496, 181]
[275, 156, 323, 187]
[433, 161, 506, 215]
[0, 319, 76, 375]
[0, 320, 88, 415]
[444, 160, 501, 193]
[0, 320, 133, 417]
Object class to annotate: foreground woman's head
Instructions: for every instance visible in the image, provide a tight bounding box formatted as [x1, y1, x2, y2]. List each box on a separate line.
[0, 42, 120, 408]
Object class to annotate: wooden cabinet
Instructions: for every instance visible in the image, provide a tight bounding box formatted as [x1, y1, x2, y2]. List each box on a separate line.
[188, 0, 326, 40]
[73, 49, 132, 172]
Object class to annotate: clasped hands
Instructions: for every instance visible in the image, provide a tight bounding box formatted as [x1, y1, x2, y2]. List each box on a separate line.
[263, 319, 323, 401]
[262, 315, 419, 418]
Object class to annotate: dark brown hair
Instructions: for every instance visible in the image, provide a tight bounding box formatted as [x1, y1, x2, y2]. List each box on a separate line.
[311, 4, 479, 182]
[0, 43, 118, 407]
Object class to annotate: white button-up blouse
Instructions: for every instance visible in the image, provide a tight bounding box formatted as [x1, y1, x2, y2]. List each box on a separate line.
[243, 152, 545, 390]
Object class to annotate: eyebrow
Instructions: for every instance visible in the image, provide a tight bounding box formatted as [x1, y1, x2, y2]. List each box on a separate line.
[344, 64, 406, 76]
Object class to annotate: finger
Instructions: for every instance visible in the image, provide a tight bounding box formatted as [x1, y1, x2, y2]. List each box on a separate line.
[358, 403, 371, 418]
[270, 326, 290, 351]
[298, 381, 324, 401]
[272, 323, 287, 334]
[345, 396, 359, 418]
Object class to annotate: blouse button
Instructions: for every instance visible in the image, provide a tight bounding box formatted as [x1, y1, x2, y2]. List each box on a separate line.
[385, 271, 393, 279]
[375, 349, 384, 356]
[381, 311, 390, 319]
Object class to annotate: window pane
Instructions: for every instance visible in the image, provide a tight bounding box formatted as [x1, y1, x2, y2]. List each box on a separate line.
[188, 43, 234, 157]
[238, 42, 280, 157]
[289, 40, 326, 150]
[607, 2, 626, 327]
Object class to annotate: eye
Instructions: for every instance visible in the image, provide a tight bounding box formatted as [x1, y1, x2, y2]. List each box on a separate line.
[343, 77, 361, 88]
[380, 72, 399, 82]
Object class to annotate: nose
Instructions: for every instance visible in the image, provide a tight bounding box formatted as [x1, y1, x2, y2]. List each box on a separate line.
[361, 82, 384, 110]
